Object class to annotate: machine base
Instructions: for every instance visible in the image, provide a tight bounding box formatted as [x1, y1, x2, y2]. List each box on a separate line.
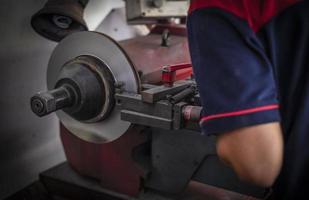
[40, 162, 133, 200]
[38, 162, 260, 200]
[5, 162, 261, 200]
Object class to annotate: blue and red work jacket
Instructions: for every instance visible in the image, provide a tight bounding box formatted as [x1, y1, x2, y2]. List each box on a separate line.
[187, 0, 309, 199]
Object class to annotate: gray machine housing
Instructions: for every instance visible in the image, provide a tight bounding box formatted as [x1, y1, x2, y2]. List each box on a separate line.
[126, 0, 189, 24]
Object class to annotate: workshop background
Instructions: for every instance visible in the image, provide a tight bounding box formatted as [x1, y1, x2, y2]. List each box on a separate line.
[0, 0, 268, 199]
[0, 0, 143, 198]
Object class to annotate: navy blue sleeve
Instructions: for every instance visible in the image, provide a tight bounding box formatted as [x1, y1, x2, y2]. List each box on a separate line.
[187, 8, 281, 135]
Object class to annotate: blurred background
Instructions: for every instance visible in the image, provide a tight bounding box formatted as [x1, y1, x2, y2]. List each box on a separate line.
[0, 0, 145, 198]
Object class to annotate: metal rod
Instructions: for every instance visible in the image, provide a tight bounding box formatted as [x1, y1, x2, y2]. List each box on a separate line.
[169, 86, 196, 104]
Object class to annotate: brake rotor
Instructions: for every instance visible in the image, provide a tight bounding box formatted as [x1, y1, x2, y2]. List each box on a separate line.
[47, 31, 141, 143]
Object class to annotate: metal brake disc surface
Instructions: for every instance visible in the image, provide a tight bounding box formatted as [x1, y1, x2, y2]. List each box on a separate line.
[47, 31, 140, 143]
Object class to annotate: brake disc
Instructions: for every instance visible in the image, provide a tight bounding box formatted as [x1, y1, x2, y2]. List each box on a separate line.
[47, 31, 141, 143]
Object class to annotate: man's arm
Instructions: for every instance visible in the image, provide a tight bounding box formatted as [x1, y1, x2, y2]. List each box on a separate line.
[187, 0, 284, 188]
[217, 122, 283, 187]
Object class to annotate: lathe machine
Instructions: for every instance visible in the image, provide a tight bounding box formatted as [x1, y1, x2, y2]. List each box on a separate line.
[29, 1, 266, 199]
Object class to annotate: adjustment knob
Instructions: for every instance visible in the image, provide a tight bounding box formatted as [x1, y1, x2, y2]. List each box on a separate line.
[152, 0, 165, 8]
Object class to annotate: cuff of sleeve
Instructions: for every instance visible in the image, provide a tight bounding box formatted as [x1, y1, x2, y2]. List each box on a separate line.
[200, 105, 281, 136]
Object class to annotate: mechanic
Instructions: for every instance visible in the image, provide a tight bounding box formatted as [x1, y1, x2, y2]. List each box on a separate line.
[187, 0, 309, 199]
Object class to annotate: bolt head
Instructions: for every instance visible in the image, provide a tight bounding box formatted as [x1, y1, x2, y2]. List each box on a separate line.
[31, 92, 56, 117]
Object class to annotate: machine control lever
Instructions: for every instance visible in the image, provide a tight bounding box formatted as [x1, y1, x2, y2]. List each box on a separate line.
[162, 63, 192, 87]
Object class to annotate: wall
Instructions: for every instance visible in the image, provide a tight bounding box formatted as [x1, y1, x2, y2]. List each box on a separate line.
[0, 0, 65, 198]
[0, 0, 145, 198]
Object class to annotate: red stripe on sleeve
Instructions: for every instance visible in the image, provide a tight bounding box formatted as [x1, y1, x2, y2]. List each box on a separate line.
[200, 104, 279, 123]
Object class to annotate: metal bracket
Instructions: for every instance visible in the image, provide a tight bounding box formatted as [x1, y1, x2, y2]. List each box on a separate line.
[141, 81, 191, 103]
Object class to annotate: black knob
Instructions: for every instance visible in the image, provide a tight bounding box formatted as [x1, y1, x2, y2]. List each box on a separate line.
[31, 86, 74, 117]
[152, 0, 165, 8]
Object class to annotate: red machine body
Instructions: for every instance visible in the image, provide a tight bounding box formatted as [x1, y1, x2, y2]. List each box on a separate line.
[60, 27, 193, 196]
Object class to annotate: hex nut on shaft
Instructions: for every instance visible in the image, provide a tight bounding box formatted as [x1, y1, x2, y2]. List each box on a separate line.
[31, 86, 73, 117]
